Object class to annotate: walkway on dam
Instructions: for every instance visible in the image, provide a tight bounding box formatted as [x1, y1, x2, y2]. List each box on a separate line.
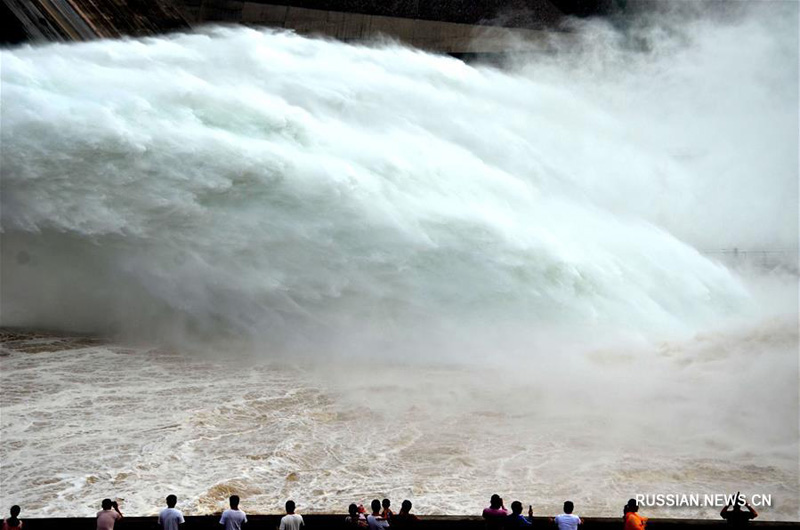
[12, 515, 800, 530]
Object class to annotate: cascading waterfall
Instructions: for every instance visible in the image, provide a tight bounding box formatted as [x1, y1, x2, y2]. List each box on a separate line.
[0, 0, 797, 519]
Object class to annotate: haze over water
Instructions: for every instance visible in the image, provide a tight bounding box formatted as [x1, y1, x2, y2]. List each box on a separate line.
[1, 1, 798, 520]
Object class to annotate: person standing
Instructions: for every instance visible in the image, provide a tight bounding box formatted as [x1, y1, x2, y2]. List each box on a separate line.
[279, 500, 304, 530]
[366, 500, 389, 530]
[2, 506, 22, 530]
[96, 499, 123, 530]
[623, 500, 646, 530]
[381, 499, 393, 522]
[158, 495, 185, 530]
[720, 496, 758, 527]
[505, 501, 533, 528]
[554, 501, 582, 530]
[483, 495, 508, 530]
[345, 503, 368, 528]
[220, 495, 247, 530]
[391, 500, 419, 530]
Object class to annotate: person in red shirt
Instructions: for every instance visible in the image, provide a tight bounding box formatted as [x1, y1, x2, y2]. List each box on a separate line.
[345, 503, 368, 529]
[2, 505, 22, 530]
[483, 495, 508, 530]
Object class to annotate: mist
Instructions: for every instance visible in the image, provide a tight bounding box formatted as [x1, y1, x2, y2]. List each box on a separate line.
[1, 0, 798, 519]
[2, 2, 796, 356]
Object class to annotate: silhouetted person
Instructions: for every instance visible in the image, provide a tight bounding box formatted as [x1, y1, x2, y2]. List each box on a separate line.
[280, 500, 304, 530]
[97, 499, 123, 530]
[381, 499, 393, 521]
[483, 494, 508, 530]
[505, 501, 533, 528]
[391, 500, 419, 530]
[623, 500, 646, 530]
[720, 496, 758, 527]
[220, 495, 247, 530]
[345, 503, 368, 528]
[623, 500, 636, 518]
[159, 495, 185, 530]
[367, 499, 389, 530]
[2, 506, 22, 530]
[554, 501, 582, 530]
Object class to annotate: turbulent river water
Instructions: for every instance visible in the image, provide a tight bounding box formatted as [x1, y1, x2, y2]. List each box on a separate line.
[1, 1, 798, 520]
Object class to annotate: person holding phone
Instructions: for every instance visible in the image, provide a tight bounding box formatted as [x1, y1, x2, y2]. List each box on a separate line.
[483, 494, 508, 530]
[505, 501, 533, 528]
[720, 493, 758, 527]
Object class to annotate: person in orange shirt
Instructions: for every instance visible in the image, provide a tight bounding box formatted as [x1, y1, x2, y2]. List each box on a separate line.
[381, 499, 394, 522]
[623, 499, 647, 530]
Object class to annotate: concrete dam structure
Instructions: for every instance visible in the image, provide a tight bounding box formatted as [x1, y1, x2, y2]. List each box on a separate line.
[10, 515, 800, 530]
[1, 0, 622, 52]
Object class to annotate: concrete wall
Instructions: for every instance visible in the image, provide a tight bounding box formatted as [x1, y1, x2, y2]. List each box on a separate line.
[177, 2, 565, 53]
[180, 0, 585, 28]
[13, 515, 800, 530]
[3, 0, 570, 53]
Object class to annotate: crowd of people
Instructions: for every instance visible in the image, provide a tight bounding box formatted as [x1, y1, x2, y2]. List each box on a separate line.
[481, 495, 759, 530]
[0, 493, 761, 530]
[345, 498, 419, 530]
[482, 495, 582, 530]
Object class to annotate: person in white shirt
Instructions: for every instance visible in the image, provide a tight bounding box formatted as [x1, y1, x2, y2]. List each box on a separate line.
[220, 495, 247, 530]
[279, 500, 304, 530]
[158, 495, 185, 530]
[366, 499, 389, 530]
[554, 501, 582, 530]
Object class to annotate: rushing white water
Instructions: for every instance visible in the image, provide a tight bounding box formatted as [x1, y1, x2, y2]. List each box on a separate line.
[1, 0, 798, 521]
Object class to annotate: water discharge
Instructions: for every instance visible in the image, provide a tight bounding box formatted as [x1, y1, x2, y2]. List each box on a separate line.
[1, 0, 798, 520]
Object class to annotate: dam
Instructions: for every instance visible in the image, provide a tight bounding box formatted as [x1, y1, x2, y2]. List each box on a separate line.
[1, 0, 621, 52]
[1, 0, 798, 524]
[10, 515, 800, 530]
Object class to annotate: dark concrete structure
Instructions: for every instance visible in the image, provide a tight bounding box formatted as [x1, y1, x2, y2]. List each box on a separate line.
[1, 0, 621, 51]
[180, 2, 567, 53]
[13, 515, 800, 530]
[179, 0, 619, 29]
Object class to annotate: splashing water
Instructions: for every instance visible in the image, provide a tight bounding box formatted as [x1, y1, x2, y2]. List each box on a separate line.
[0, 0, 797, 520]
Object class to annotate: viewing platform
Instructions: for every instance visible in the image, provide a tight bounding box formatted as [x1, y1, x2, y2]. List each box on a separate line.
[14, 515, 800, 530]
